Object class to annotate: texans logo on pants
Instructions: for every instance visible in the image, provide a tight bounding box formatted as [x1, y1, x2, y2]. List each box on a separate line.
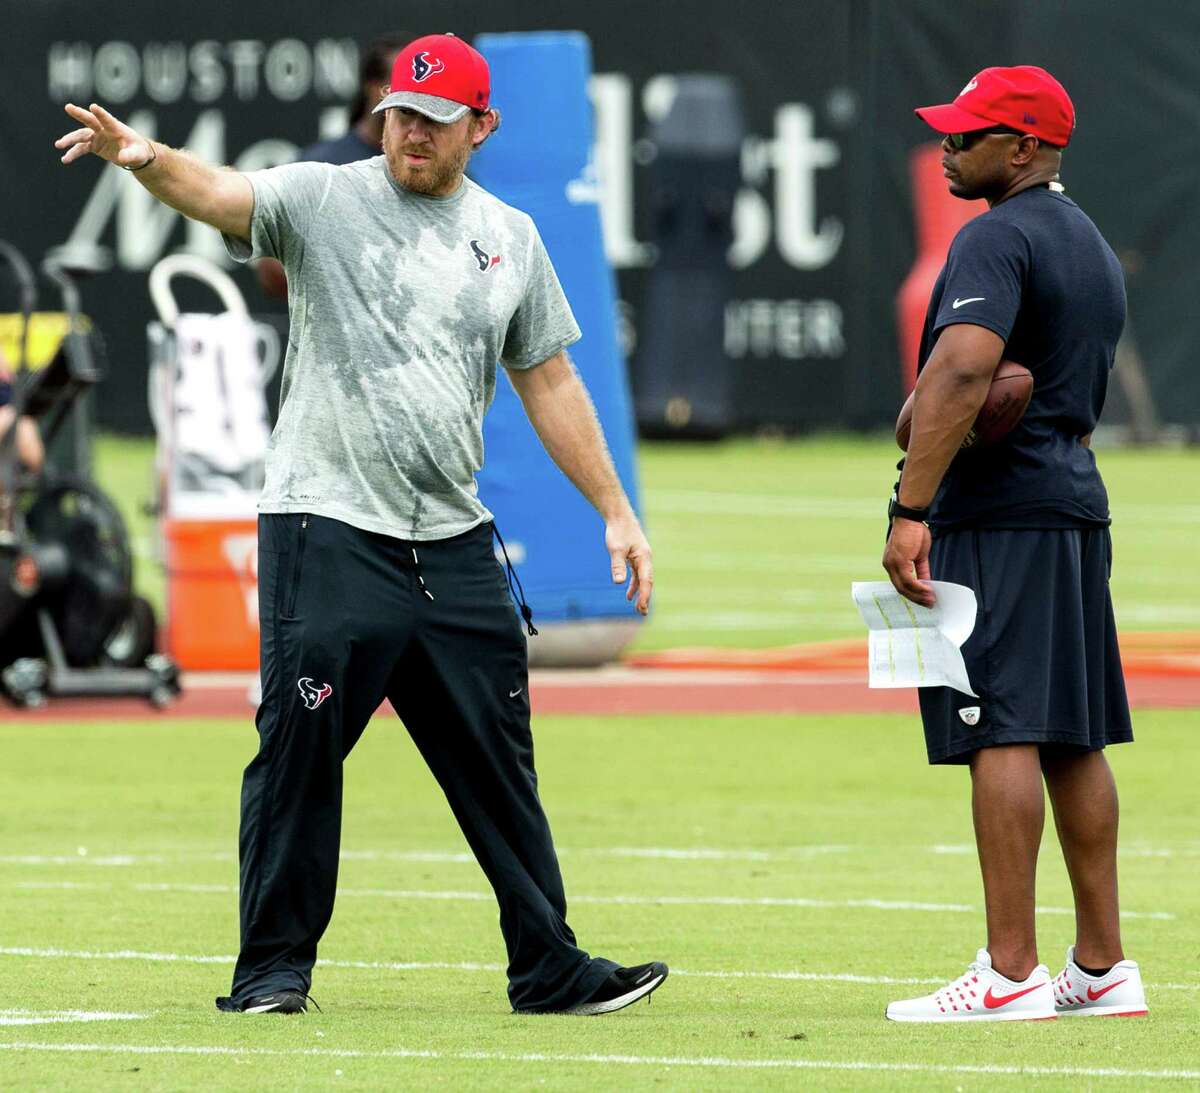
[297, 677, 333, 710]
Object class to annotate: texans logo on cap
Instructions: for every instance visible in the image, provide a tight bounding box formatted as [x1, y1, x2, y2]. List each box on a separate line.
[470, 240, 501, 272]
[412, 52, 445, 83]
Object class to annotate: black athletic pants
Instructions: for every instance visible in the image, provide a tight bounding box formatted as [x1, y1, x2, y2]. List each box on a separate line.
[229, 513, 615, 1011]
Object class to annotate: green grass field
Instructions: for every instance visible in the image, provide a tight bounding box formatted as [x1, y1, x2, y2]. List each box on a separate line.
[1, 711, 1198, 1089]
[95, 433, 1200, 651]
[3, 434, 1195, 1089]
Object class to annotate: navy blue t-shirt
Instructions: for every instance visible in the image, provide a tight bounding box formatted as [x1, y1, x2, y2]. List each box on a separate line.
[917, 185, 1126, 530]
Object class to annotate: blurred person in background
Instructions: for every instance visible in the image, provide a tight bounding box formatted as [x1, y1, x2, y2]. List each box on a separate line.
[0, 355, 45, 475]
[256, 34, 407, 299]
[881, 67, 1146, 1024]
[55, 32, 665, 1020]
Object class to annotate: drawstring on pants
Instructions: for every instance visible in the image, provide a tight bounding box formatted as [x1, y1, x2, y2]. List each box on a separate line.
[411, 547, 435, 601]
[491, 524, 538, 637]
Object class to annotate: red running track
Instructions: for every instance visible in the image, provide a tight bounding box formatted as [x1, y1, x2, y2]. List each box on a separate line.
[1, 669, 1197, 721]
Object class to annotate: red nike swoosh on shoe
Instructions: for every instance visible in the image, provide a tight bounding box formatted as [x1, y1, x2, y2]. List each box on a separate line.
[983, 982, 1046, 1009]
[1086, 979, 1128, 1001]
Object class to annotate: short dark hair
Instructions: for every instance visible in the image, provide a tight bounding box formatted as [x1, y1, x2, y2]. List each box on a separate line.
[349, 35, 408, 124]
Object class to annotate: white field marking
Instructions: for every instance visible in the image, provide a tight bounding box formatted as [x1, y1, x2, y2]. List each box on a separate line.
[0, 947, 499, 973]
[591, 846, 851, 861]
[126, 882, 1175, 919]
[0, 1010, 146, 1026]
[2, 1042, 1199, 1081]
[135, 883, 230, 894]
[932, 843, 1200, 859]
[670, 552, 876, 574]
[340, 849, 476, 863]
[649, 491, 1200, 524]
[0, 852, 231, 867]
[640, 586, 819, 605]
[1112, 503, 1200, 525]
[350, 844, 859, 863]
[13, 843, 1194, 868]
[3, 947, 1197, 992]
[1114, 567, 1200, 586]
[644, 611, 862, 631]
[652, 491, 878, 518]
[13, 881, 110, 890]
[0, 854, 147, 866]
[4, 844, 861, 869]
[1114, 605, 1200, 624]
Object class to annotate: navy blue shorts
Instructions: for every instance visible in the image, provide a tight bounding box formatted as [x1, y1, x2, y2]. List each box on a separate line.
[918, 527, 1133, 765]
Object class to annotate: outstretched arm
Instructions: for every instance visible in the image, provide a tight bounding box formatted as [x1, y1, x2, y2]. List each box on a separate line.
[506, 351, 653, 614]
[55, 103, 253, 241]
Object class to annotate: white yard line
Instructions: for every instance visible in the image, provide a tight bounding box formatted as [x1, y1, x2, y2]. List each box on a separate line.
[0, 1041, 1197, 1081]
[125, 882, 1176, 920]
[0, 1010, 146, 1026]
[648, 489, 1200, 526]
[7, 842, 1198, 866]
[8, 878, 1175, 920]
[652, 491, 878, 518]
[0, 852, 231, 867]
[7, 843, 1197, 866]
[13, 881, 109, 890]
[3, 946, 1196, 992]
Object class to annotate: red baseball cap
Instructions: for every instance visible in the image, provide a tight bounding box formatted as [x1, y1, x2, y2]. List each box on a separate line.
[915, 66, 1075, 147]
[373, 33, 490, 123]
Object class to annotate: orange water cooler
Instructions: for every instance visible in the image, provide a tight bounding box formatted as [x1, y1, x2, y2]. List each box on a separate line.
[163, 516, 259, 670]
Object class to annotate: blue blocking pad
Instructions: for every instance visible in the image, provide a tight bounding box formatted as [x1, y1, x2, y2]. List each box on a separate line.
[471, 32, 644, 626]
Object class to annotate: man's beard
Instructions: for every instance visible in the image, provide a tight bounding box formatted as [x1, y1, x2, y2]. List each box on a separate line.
[384, 131, 471, 196]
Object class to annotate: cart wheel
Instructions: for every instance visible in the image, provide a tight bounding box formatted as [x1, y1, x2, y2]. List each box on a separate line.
[149, 684, 175, 709]
[3, 658, 48, 708]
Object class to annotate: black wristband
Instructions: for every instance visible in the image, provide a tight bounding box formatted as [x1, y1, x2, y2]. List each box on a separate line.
[123, 144, 158, 172]
[888, 497, 931, 523]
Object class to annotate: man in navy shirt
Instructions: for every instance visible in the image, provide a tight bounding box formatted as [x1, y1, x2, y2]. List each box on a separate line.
[882, 67, 1147, 1023]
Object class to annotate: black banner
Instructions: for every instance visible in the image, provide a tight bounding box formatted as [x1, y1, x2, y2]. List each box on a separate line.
[2, 1, 1198, 433]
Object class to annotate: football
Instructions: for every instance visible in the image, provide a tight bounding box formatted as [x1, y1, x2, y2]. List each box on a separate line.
[895, 359, 1034, 452]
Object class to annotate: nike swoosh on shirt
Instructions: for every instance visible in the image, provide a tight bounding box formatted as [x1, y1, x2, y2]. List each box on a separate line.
[1086, 979, 1128, 1001]
[982, 982, 1046, 1009]
[952, 297, 986, 308]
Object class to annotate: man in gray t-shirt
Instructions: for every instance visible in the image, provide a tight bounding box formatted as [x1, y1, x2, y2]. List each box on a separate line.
[57, 32, 665, 1018]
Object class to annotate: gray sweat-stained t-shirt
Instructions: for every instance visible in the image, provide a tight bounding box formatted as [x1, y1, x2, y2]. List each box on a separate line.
[223, 157, 581, 540]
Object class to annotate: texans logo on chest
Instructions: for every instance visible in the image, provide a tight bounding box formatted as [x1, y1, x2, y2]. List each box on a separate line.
[469, 239, 502, 273]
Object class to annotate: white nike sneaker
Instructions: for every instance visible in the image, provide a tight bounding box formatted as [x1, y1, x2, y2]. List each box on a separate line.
[886, 949, 1055, 1023]
[1053, 946, 1148, 1018]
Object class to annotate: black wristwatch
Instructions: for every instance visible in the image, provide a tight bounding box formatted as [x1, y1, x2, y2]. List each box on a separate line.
[888, 497, 931, 524]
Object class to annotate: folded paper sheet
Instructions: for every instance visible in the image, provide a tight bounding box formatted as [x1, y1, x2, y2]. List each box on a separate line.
[851, 581, 979, 696]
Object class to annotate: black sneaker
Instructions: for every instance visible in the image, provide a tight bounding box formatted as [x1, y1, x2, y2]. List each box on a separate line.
[215, 990, 309, 1014]
[558, 962, 669, 1015]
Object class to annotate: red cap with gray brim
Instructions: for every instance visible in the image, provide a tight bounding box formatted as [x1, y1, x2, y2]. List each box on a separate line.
[915, 65, 1075, 147]
[373, 33, 491, 123]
